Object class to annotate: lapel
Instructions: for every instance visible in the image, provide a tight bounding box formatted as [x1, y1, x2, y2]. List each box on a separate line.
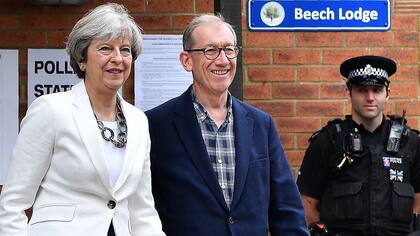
[172, 88, 229, 210]
[71, 81, 113, 194]
[113, 98, 139, 192]
[230, 98, 253, 209]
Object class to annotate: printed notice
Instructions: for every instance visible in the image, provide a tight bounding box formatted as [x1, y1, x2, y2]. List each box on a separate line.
[0, 50, 18, 184]
[135, 35, 192, 111]
[27, 49, 79, 106]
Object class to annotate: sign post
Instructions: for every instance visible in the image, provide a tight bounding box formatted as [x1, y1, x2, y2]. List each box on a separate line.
[0, 50, 18, 184]
[248, 0, 391, 31]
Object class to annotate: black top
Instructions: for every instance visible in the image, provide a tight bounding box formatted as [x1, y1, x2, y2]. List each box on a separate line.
[297, 117, 420, 200]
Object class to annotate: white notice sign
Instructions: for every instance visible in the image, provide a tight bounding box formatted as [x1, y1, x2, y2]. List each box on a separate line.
[135, 35, 192, 111]
[27, 49, 79, 106]
[0, 50, 18, 184]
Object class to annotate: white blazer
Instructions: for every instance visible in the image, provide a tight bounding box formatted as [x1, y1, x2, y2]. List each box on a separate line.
[0, 81, 165, 236]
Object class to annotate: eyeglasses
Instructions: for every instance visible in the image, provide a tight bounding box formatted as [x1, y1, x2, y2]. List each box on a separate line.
[185, 45, 241, 60]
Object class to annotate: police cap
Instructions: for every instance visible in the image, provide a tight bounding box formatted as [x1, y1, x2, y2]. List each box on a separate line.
[340, 55, 396, 87]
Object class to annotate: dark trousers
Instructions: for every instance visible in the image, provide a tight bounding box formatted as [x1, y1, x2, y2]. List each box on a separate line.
[107, 222, 115, 236]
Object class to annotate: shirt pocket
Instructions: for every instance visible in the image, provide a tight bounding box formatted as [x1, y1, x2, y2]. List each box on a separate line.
[321, 182, 363, 220]
[391, 182, 414, 223]
[30, 203, 76, 225]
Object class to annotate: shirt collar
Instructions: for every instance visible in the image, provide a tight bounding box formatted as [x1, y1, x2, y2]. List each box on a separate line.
[350, 115, 386, 135]
[191, 89, 233, 123]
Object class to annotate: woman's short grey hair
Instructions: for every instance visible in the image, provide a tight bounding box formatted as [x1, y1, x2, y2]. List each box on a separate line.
[66, 3, 143, 79]
[182, 14, 237, 50]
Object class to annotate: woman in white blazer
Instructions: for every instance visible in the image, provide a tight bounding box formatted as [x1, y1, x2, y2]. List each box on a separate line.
[0, 3, 165, 236]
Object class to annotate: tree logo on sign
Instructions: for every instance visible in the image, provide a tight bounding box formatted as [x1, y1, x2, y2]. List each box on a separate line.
[261, 1, 285, 26]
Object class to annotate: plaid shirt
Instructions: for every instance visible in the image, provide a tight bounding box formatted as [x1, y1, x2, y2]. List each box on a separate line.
[192, 90, 236, 207]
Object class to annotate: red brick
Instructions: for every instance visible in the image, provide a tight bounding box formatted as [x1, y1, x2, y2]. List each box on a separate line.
[345, 101, 352, 114]
[22, 15, 79, 30]
[249, 101, 294, 117]
[394, 66, 419, 82]
[243, 83, 271, 100]
[97, 0, 145, 12]
[0, 1, 37, 13]
[19, 50, 27, 65]
[246, 32, 294, 47]
[385, 99, 400, 114]
[297, 66, 340, 82]
[248, 66, 294, 81]
[297, 32, 343, 47]
[323, 49, 369, 65]
[395, 101, 420, 116]
[392, 15, 418, 31]
[147, 0, 193, 13]
[406, 118, 419, 129]
[285, 150, 305, 167]
[19, 66, 27, 88]
[0, 16, 19, 30]
[47, 31, 69, 47]
[346, 32, 393, 47]
[196, 0, 214, 13]
[173, 15, 195, 30]
[279, 134, 295, 149]
[320, 83, 348, 99]
[276, 117, 321, 133]
[241, 1, 246, 14]
[135, 16, 171, 31]
[394, 1, 420, 14]
[0, 31, 45, 47]
[0, 1, 94, 14]
[371, 48, 418, 65]
[243, 49, 271, 65]
[241, 14, 246, 32]
[298, 133, 313, 149]
[297, 101, 344, 116]
[394, 31, 418, 47]
[273, 83, 319, 99]
[390, 83, 419, 98]
[19, 101, 27, 122]
[273, 49, 321, 65]
[123, 73, 135, 104]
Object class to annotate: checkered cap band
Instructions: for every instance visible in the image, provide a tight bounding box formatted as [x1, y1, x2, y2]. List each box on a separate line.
[347, 64, 389, 81]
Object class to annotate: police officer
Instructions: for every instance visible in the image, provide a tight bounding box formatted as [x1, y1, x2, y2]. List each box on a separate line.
[297, 55, 420, 236]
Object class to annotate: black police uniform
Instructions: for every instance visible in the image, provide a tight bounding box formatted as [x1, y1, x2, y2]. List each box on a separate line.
[296, 56, 420, 236]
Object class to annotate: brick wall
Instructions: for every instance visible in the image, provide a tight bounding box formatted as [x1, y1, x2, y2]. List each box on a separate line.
[0, 0, 419, 176]
[241, 0, 420, 174]
[0, 0, 213, 202]
[0, 0, 213, 119]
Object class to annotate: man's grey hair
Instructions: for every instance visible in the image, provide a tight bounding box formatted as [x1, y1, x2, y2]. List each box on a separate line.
[182, 14, 237, 50]
[66, 3, 143, 79]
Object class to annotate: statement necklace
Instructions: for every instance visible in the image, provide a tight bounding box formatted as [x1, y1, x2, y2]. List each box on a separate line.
[94, 98, 127, 148]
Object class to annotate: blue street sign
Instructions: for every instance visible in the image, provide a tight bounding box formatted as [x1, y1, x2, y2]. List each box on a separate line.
[248, 0, 390, 31]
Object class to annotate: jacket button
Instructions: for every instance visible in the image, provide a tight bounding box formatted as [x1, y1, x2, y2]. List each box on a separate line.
[107, 200, 116, 209]
[228, 216, 235, 224]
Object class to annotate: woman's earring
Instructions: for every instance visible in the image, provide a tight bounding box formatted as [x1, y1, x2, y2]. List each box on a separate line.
[80, 64, 86, 71]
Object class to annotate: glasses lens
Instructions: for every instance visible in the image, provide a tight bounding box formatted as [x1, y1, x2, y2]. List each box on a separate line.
[204, 46, 219, 60]
[224, 46, 238, 59]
